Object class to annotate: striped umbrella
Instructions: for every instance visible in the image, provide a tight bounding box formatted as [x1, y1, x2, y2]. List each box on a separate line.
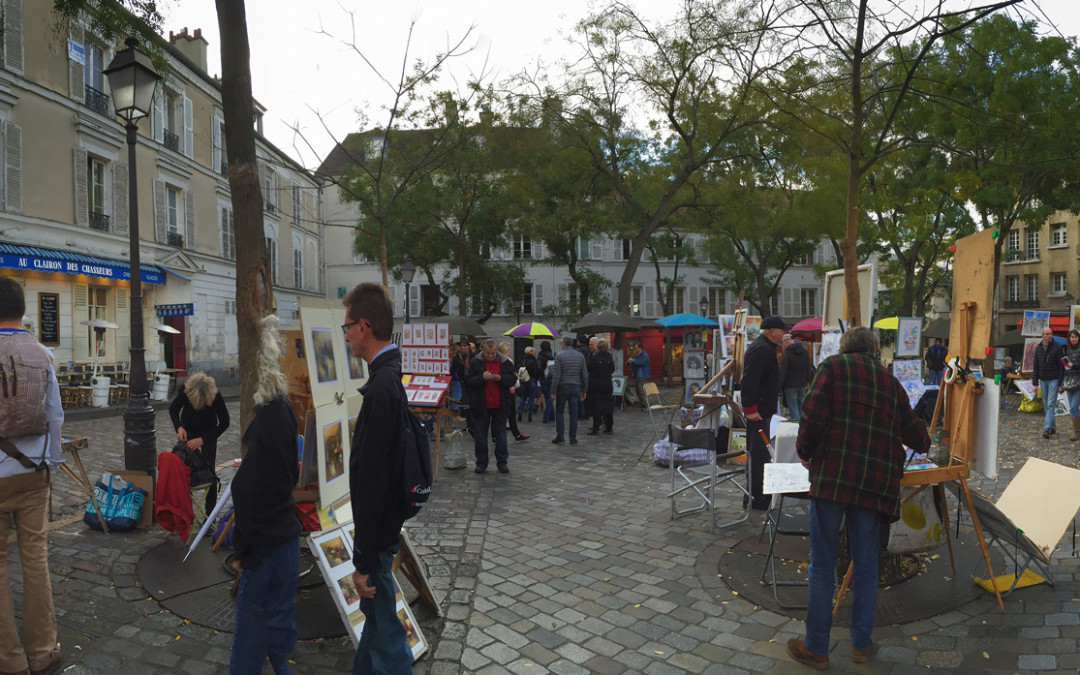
[503, 322, 561, 338]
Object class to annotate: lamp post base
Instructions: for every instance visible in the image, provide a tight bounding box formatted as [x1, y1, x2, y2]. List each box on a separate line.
[123, 392, 158, 478]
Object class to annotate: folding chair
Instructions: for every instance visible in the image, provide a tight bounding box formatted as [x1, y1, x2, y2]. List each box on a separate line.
[666, 423, 751, 531]
[638, 382, 680, 460]
[760, 492, 810, 608]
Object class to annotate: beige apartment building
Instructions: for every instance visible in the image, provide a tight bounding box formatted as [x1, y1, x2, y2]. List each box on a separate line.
[0, 3, 325, 383]
[998, 211, 1080, 336]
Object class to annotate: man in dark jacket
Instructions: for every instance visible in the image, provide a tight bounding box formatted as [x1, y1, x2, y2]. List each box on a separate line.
[924, 338, 946, 386]
[1032, 327, 1065, 439]
[465, 338, 516, 474]
[741, 316, 786, 510]
[343, 283, 413, 673]
[779, 333, 813, 421]
[787, 327, 930, 670]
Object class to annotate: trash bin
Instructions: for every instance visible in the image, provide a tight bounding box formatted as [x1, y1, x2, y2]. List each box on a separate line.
[91, 375, 111, 407]
[151, 374, 171, 401]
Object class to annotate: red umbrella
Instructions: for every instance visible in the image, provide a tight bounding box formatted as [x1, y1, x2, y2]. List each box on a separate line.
[790, 317, 823, 342]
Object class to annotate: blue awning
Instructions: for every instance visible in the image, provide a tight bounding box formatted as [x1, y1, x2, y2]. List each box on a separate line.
[159, 265, 192, 281]
[155, 303, 193, 317]
[0, 243, 165, 285]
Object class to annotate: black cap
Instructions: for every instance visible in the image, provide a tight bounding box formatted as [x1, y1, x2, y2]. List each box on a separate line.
[761, 316, 789, 330]
[576, 333, 589, 344]
[456, 335, 470, 344]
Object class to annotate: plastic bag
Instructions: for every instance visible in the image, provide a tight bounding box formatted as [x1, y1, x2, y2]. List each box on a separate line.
[442, 429, 467, 470]
[84, 472, 147, 532]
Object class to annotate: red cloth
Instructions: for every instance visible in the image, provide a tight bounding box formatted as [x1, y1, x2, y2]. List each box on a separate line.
[155, 451, 194, 540]
[484, 359, 501, 409]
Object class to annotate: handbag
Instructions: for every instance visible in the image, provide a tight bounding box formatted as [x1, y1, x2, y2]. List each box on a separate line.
[517, 365, 531, 383]
[172, 442, 218, 488]
[1064, 371, 1080, 392]
[84, 472, 148, 532]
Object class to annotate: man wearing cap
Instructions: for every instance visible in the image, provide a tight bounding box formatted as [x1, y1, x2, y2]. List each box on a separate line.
[741, 316, 787, 510]
[779, 332, 813, 422]
[449, 337, 474, 437]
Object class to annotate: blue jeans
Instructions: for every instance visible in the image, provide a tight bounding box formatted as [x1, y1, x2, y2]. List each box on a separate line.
[555, 385, 581, 440]
[928, 368, 942, 386]
[518, 381, 535, 413]
[353, 544, 413, 675]
[473, 407, 508, 469]
[541, 380, 555, 422]
[805, 498, 880, 655]
[783, 387, 804, 421]
[230, 537, 299, 674]
[1041, 379, 1060, 431]
[1068, 387, 1080, 417]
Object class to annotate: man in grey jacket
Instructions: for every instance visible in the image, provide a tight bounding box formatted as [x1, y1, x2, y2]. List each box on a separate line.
[551, 337, 588, 445]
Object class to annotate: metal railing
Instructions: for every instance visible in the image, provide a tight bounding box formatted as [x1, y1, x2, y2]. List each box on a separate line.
[163, 129, 180, 153]
[1003, 299, 1040, 309]
[1002, 249, 1040, 263]
[166, 231, 184, 248]
[84, 86, 110, 115]
[88, 211, 110, 232]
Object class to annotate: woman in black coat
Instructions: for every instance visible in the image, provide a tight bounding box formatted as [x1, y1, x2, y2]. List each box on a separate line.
[169, 372, 230, 512]
[586, 339, 616, 434]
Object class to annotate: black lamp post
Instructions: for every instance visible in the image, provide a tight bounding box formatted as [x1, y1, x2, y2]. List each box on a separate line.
[105, 38, 161, 478]
[512, 294, 522, 326]
[698, 294, 710, 318]
[401, 262, 416, 323]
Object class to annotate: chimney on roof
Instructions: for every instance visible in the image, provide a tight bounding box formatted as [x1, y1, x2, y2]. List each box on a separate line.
[169, 27, 209, 73]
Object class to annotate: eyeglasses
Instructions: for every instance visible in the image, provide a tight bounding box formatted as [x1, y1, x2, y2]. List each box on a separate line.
[341, 320, 361, 336]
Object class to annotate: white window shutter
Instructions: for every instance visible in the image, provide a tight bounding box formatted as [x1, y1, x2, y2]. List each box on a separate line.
[152, 89, 164, 143]
[73, 284, 89, 361]
[603, 237, 614, 262]
[112, 161, 128, 234]
[558, 283, 568, 303]
[590, 238, 603, 261]
[211, 115, 222, 174]
[182, 96, 194, 158]
[3, 0, 24, 73]
[68, 26, 84, 102]
[115, 287, 128, 310]
[409, 284, 421, 318]
[534, 284, 544, 314]
[645, 285, 658, 317]
[533, 240, 544, 260]
[3, 122, 20, 213]
[152, 179, 166, 242]
[73, 147, 88, 227]
[688, 286, 699, 312]
[184, 190, 195, 249]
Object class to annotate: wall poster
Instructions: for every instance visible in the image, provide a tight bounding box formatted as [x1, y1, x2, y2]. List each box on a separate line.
[38, 293, 59, 345]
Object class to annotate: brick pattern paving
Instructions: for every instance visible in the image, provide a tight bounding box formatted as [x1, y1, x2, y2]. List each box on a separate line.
[4, 395, 1078, 672]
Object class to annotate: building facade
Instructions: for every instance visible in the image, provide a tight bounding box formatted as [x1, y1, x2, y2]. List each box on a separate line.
[998, 211, 1080, 335]
[0, 4, 325, 383]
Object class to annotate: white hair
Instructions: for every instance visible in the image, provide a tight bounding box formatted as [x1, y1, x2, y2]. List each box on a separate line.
[252, 314, 288, 407]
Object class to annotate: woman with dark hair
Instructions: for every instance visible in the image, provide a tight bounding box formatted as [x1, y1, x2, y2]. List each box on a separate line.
[537, 340, 555, 423]
[1063, 329, 1080, 441]
[498, 342, 528, 441]
[518, 346, 542, 423]
[586, 339, 616, 435]
[169, 372, 230, 512]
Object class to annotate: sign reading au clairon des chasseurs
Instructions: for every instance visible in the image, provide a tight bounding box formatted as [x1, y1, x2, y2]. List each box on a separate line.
[0, 252, 165, 285]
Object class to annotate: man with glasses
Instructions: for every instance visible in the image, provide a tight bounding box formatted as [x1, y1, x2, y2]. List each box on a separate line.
[1032, 327, 1065, 439]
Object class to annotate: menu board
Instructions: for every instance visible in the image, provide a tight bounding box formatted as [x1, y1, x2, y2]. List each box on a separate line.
[38, 293, 59, 345]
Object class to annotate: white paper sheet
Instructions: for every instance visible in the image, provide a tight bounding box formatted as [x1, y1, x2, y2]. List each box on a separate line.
[763, 462, 810, 494]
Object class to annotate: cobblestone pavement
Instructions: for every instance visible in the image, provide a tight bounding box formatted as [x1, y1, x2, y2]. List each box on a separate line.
[11, 391, 1080, 673]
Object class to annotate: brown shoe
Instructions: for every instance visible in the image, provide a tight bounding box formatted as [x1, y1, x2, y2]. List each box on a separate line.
[851, 639, 872, 663]
[29, 649, 62, 675]
[1043, 429, 1051, 439]
[787, 638, 829, 670]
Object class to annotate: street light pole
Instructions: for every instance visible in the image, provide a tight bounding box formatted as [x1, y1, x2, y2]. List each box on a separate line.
[105, 38, 161, 478]
[401, 262, 416, 324]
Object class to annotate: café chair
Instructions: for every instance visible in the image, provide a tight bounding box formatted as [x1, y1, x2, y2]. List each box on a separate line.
[638, 382, 680, 461]
[666, 423, 750, 532]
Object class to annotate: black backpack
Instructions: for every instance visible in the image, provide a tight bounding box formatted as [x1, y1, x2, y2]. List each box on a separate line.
[398, 398, 433, 519]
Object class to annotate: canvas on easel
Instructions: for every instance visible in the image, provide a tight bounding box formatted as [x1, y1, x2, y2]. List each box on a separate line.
[299, 307, 349, 408]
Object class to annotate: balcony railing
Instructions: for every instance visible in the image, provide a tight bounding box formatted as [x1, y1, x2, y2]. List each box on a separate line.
[166, 231, 184, 248]
[88, 211, 110, 232]
[163, 129, 180, 153]
[1002, 249, 1040, 263]
[84, 86, 110, 115]
[1003, 299, 1040, 309]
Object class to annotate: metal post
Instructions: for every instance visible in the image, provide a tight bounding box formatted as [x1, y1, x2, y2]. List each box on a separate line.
[122, 122, 156, 478]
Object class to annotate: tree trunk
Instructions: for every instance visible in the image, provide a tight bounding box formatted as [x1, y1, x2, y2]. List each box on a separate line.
[216, 0, 270, 441]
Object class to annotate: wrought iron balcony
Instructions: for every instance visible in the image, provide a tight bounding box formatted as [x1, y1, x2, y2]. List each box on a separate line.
[84, 86, 110, 115]
[163, 129, 180, 153]
[88, 211, 110, 232]
[1003, 298, 1040, 309]
[166, 231, 184, 248]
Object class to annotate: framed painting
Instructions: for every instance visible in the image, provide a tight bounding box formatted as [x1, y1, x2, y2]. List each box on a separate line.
[892, 359, 922, 383]
[684, 378, 705, 404]
[1071, 305, 1080, 333]
[611, 376, 627, 397]
[895, 317, 922, 358]
[1021, 337, 1040, 373]
[1021, 310, 1050, 337]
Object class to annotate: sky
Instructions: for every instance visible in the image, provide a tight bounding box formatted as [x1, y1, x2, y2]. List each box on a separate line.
[160, 0, 1080, 171]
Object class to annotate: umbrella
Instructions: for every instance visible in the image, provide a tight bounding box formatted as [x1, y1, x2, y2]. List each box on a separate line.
[80, 319, 119, 329]
[152, 324, 181, 334]
[572, 310, 642, 333]
[791, 317, 822, 332]
[654, 312, 718, 327]
[873, 316, 899, 330]
[997, 329, 1027, 347]
[412, 315, 486, 338]
[923, 318, 950, 339]
[503, 322, 560, 338]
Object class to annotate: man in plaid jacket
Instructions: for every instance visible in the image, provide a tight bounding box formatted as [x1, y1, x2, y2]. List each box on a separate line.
[787, 327, 930, 670]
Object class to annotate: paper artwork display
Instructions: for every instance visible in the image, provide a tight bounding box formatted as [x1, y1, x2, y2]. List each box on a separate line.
[819, 332, 841, 364]
[900, 380, 926, 409]
[1014, 379, 1037, 401]
[717, 314, 735, 334]
[684, 379, 705, 404]
[612, 376, 627, 397]
[684, 330, 704, 351]
[763, 463, 811, 494]
[728, 429, 747, 456]
[311, 329, 338, 383]
[310, 524, 428, 658]
[299, 307, 351, 408]
[323, 421, 345, 483]
[344, 335, 365, 381]
[892, 360, 921, 383]
[1022, 310, 1050, 337]
[745, 316, 763, 342]
[1022, 338, 1040, 373]
[1071, 305, 1080, 333]
[895, 318, 922, 358]
[314, 406, 351, 508]
[683, 352, 705, 379]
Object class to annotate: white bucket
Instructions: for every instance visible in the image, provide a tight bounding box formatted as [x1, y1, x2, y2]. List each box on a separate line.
[91, 376, 111, 407]
[151, 374, 171, 401]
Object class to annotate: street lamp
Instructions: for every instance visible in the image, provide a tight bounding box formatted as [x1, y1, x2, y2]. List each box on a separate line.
[698, 294, 710, 318]
[400, 262, 416, 323]
[511, 295, 522, 326]
[105, 38, 161, 478]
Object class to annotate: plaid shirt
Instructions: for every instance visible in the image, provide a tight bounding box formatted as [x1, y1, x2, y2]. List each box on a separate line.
[796, 352, 931, 520]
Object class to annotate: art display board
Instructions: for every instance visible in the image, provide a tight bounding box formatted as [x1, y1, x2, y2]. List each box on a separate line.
[895, 318, 922, 358]
[611, 376, 627, 397]
[745, 316, 763, 342]
[684, 379, 705, 404]
[899, 380, 926, 409]
[892, 360, 922, 383]
[1014, 379, 1037, 401]
[763, 463, 810, 494]
[972, 377, 999, 481]
[401, 323, 450, 375]
[994, 457, 1080, 565]
[1021, 310, 1051, 337]
[309, 524, 428, 659]
[717, 324, 736, 359]
[683, 350, 706, 379]
[335, 308, 369, 393]
[822, 264, 876, 330]
[1071, 305, 1080, 333]
[818, 331, 841, 365]
[948, 229, 995, 359]
[299, 307, 350, 408]
[1021, 338, 1040, 373]
[315, 404, 351, 509]
[402, 374, 451, 407]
